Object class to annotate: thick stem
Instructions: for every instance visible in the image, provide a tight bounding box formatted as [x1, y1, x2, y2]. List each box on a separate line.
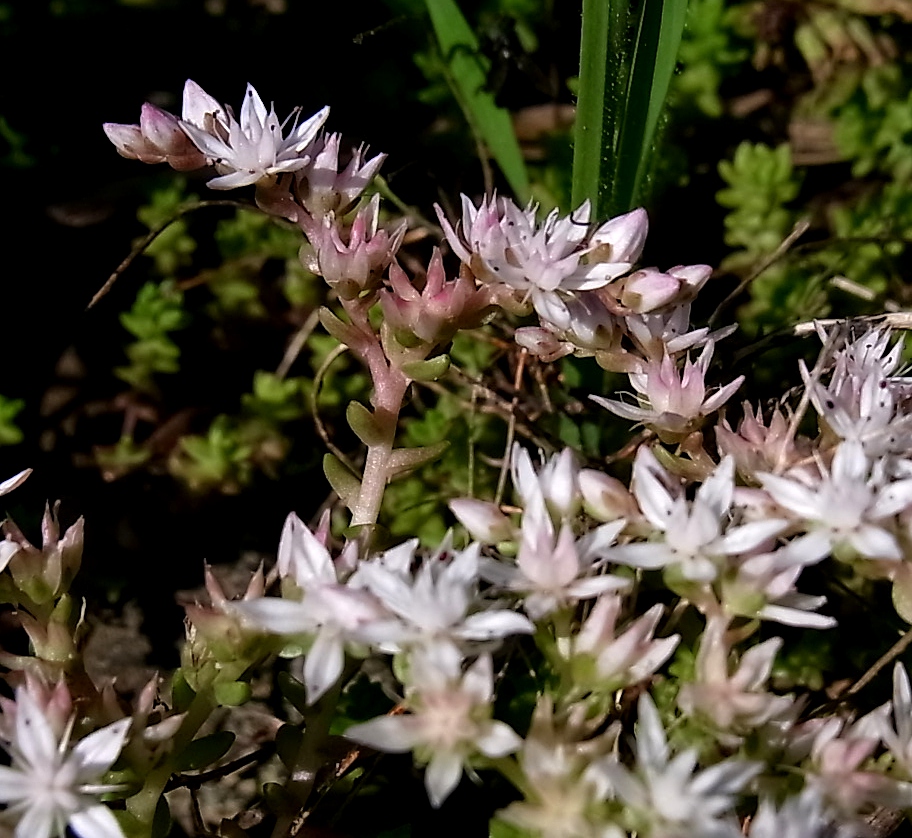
[271, 680, 344, 838]
[126, 686, 215, 829]
[340, 297, 412, 530]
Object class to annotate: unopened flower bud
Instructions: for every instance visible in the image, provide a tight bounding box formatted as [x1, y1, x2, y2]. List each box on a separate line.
[449, 498, 515, 544]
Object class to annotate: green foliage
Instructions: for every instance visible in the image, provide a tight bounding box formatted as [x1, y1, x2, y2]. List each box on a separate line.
[169, 415, 255, 494]
[0, 395, 24, 446]
[136, 180, 197, 276]
[672, 0, 749, 117]
[717, 143, 801, 262]
[424, 0, 530, 199]
[115, 280, 189, 393]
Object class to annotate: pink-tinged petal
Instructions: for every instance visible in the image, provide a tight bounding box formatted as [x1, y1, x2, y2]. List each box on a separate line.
[476, 721, 522, 757]
[345, 715, 422, 752]
[448, 499, 514, 544]
[758, 603, 836, 629]
[286, 105, 330, 152]
[425, 750, 464, 808]
[566, 574, 631, 600]
[566, 260, 631, 288]
[621, 269, 680, 313]
[69, 804, 127, 838]
[304, 627, 345, 704]
[0, 468, 30, 497]
[181, 79, 223, 126]
[590, 395, 653, 424]
[702, 375, 745, 414]
[233, 598, 312, 634]
[72, 718, 131, 780]
[103, 123, 164, 163]
[849, 524, 902, 560]
[462, 655, 494, 704]
[458, 610, 534, 640]
[434, 204, 472, 264]
[589, 207, 648, 262]
[718, 519, 789, 555]
[758, 473, 820, 519]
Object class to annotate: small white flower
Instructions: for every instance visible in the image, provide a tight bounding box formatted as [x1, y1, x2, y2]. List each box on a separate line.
[345, 646, 521, 807]
[610, 450, 788, 583]
[748, 789, 844, 838]
[589, 692, 759, 838]
[484, 494, 630, 620]
[0, 686, 131, 838]
[351, 540, 534, 653]
[179, 80, 329, 189]
[759, 441, 912, 561]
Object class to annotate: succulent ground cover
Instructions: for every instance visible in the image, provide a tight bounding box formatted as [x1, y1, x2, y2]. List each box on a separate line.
[5, 2, 912, 838]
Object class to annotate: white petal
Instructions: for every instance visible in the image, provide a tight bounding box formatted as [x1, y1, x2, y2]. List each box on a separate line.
[15, 688, 58, 769]
[69, 804, 127, 838]
[458, 610, 534, 640]
[345, 715, 421, 752]
[0, 469, 30, 497]
[634, 693, 668, 768]
[15, 802, 56, 838]
[72, 718, 131, 780]
[0, 765, 31, 801]
[696, 456, 734, 519]
[304, 627, 345, 704]
[758, 473, 820, 520]
[425, 751, 464, 808]
[476, 721, 522, 757]
[849, 524, 902, 560]
[719, 519, 788, 555]
[233, 598, 312, 635]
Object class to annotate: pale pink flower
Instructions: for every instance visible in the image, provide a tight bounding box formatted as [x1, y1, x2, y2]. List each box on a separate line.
[484, 494, 629, 619]
[381, 249, 492, 346]
[233, 512, 384, 703]
[296, 132, 385, 216]
[592, 340, 744, 441]
[677, 618, 795, 741]
[563, 596, 679, 692]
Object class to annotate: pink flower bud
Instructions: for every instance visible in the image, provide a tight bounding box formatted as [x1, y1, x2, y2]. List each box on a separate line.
[448, 498, 515, 544]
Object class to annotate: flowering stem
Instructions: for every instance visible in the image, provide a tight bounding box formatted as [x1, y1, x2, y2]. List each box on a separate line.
[271, 679, 345, 838]
[340, 297, 410, 530]
[126, 686, 216, 830]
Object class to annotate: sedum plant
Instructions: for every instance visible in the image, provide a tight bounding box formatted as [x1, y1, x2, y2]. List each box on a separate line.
[7, 10, 912, 836]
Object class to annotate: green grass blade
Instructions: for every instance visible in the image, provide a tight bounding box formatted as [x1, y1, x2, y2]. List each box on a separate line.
[572, 0, 627, 216]
[611, 0, 689, 214]
[424, 0, 530, 201]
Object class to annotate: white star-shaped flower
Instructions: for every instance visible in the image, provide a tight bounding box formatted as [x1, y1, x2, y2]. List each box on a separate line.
[0, 686, 131, 838]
